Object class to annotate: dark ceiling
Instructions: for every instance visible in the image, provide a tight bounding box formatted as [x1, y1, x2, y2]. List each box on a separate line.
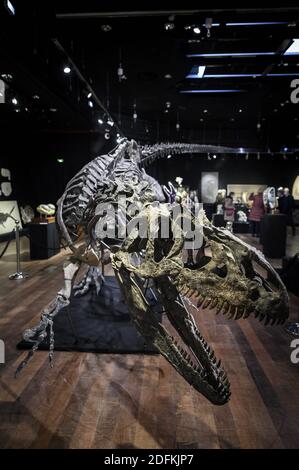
[0, 0, 299, 151]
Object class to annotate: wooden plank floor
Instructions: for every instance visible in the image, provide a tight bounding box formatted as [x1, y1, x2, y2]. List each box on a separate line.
[0, 234, 299, 449]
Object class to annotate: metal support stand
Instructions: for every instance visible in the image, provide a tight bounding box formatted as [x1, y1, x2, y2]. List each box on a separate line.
[9, 219, 28, 280]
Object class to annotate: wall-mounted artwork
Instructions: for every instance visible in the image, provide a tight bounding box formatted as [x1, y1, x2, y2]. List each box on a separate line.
[0, 79, 5, 104]
[0, 168, 12, 197]
[227, 184, 267, 204]
[201, 172, 219, 204]
[0, 200, 22, 236]
[292, 176, 299, 201]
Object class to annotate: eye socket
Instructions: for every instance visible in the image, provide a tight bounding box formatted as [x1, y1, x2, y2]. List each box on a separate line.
[249, 289, 260, 301]
[212, 265, 228, 278]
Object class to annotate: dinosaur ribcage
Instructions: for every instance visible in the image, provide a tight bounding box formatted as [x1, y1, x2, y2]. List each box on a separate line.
[61, 154, 115, 236]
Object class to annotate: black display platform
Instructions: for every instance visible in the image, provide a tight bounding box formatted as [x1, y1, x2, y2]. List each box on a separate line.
[29, 221, 60, 259]
[17, 276, 161, 354]
[260, 214, 287, 258]
[233, 221, 250, 233]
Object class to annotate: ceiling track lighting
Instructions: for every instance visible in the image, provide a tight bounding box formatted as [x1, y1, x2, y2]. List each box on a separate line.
[204, 18, 213, 38]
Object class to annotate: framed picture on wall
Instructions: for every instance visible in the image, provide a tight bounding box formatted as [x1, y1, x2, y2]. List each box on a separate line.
[201, 172, 219, 204]
[0, 200, 22, 236]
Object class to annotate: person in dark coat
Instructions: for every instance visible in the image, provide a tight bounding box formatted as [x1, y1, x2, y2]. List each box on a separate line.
[280, 187, 296, 236]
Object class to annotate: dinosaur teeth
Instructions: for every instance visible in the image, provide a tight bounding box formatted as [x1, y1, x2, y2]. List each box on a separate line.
[264, 316, 271, 325]
[215, 302, 223, 315]
[222, 302, 230, 315]
[210, 298, 218, 309]
[197, 296, 205, 307]
[202, 298, 212, 309]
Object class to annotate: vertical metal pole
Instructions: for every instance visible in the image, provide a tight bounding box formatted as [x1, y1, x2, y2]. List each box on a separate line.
[15, 222, 21, 273]
[9, 219, 28, 280]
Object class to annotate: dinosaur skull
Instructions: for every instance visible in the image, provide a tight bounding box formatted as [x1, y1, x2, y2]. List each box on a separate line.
[112, 205, 288, 405]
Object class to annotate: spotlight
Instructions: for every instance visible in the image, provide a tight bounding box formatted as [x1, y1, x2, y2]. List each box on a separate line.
[164, 23, 175, 31]
[57, 158, 64, 164]
[88, 100, 94, 108]
[167, 155, 172, 159]
[133, 111, 137, 121]
[193, 26, 201, 34]
[87, 92, 92, 99]
[203, 109, 208, 113]
[239, 108, 243, 113]
[101, 24, 112, 32]
[107, 119, 114, 127]
[176, 122, 180, 131]
[104, 132, 111, 140]
[50, 108, 57, 112]
[11, 97, 18, 105]
[283, 147, 288, 152]
[213, 154, 217, 159]
[63, 66, 71, 74]
[166, 101, 171, 108]
[97, 118, 103, 125]
[164, 73, 172, 79]
[257, 122, 261, 130]
[33, 94, 40, 100]
[4, 0, 15, 16]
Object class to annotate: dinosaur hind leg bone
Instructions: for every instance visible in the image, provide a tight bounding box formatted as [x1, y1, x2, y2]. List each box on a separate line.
[15, 259, 81, 376]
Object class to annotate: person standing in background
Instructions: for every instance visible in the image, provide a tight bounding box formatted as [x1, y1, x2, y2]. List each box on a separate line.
[224, 192, 235, 222]
[280, 187, 296, 236]
[248, 188, 265, 237]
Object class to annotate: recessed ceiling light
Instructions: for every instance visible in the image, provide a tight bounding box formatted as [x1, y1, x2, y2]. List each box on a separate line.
[63, 66, 71, 74]
[193, 27, 201, 34]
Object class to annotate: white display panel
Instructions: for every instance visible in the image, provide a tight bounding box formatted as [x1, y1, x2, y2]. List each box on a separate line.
[0, 200, 22, 235]
[292, 175, 299, 200]
[201, 172, 219, 203]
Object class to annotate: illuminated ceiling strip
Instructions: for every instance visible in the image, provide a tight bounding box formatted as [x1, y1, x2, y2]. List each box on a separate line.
[180, 89, 244, 93]
[186, 73, 299, 78]
[187, 52, 276, 58]
[226, 21, 289, 26]
[284, 39, 299, 55]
